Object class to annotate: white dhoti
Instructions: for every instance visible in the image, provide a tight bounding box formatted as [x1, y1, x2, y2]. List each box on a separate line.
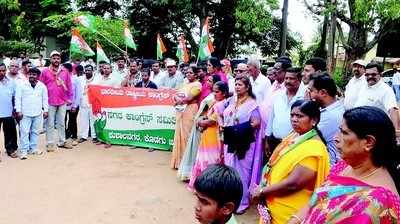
[78, 106, 96, 139]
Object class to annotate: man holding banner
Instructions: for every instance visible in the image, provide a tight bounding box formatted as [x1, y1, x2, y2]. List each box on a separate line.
[158, 60, 184, 89]
[78, 64, 97, 144]
[92, 63, 121, 88]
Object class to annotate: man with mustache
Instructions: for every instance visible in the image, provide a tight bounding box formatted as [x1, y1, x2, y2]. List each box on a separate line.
[15, 68, 48, 159]
[39, 50, 73, 152]
[354, 62, 399, 130]
[343, 59, 367, 109]
[266, 67, 305, 153]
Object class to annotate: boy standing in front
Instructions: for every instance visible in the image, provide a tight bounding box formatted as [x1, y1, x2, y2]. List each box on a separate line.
[194, 164, 243, 224]
[15, 68, 48, 159]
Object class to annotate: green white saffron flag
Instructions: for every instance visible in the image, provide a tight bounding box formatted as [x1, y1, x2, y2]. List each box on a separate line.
[124, 21, 137, 50]
[96, 42, 110, 63]
[198, 17, 214, 60]
[74, 15, 97, 33]
[156, 33, 167, 60]
[70, 29, 95, 57]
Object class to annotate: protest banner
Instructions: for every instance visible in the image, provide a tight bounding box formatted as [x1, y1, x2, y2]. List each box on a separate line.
[88, 85, 177, 151]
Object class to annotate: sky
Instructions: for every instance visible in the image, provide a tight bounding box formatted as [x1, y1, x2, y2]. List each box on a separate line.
[279, 0, 320, 46]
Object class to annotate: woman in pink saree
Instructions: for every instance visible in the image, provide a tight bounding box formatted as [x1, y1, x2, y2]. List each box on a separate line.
[288, 106, 400, 224]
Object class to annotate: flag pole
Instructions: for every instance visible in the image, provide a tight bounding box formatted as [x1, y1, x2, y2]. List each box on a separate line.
[97, 31, 125, 54]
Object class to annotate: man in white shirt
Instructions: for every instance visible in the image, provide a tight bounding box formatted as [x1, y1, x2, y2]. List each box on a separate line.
[150, 61, 165, 87]
[247, 58, 271, 103]
[344, 59, 367, 109]
[112, 56, 128, 82]
[354, 62, 399, 130]
[92, 63, 121, 88]
[247, 57, 271, 103]
[266, 67, 305, 152]
[158, 60, 184, 89]
[91, 63, 120, 149]
[6, 60, 25, 83]
[19, 60, 32, 80]
[15, 68, 48, 159]
[259, 60, 289, 124]
[78, 64, 97, 144]
[34, 54, 46, 69]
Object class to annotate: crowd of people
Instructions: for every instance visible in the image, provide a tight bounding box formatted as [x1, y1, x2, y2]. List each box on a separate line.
[1, 49, 400, 224]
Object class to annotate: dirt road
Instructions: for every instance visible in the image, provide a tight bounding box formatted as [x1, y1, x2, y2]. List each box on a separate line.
[0, 135, 258, 224]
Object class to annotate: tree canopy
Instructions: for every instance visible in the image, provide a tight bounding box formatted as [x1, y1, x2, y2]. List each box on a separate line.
[1, 0, 302, 60]
[304, 0, 400, 79]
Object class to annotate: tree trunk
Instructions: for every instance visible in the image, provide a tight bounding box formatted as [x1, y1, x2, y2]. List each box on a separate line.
[327, 0, 337, 74]
[342, 23, 368, 82]
[279, 0, 289, 56]
[314, 14, 328, 58]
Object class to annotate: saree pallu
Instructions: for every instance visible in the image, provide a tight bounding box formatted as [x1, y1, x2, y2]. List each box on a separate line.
[304, 161, 400, 224]
[262, 137, 330, 224]
[177, 94, 215, 181]
[170, 103, 199, 169]
[188, 103, 222, 188]
[222, 97, 264, 213]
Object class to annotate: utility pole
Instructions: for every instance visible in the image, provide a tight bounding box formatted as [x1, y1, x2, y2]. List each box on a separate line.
[279, 0, 289, 56]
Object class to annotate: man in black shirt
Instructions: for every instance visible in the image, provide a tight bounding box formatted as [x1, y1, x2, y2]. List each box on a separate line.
[135, 68, 157, 89]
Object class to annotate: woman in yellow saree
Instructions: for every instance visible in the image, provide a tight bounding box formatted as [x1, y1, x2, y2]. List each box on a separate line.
[252, 100, 330, 224]
[170, 67, 202, 169]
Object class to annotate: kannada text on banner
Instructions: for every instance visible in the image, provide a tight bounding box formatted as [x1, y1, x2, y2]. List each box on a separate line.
[88, 85, 177, 151]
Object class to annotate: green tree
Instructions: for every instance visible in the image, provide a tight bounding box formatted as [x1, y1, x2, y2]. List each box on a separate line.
[0, 0, 70, 52]
[304, 0, 400, 80]
[44, 12, 129, 59]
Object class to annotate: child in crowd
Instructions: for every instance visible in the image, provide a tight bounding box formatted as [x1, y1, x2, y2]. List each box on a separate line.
[193, 164, 243, 224]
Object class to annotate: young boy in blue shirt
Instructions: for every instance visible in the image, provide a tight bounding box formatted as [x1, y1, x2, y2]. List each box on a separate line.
[194, 164, 243, 224]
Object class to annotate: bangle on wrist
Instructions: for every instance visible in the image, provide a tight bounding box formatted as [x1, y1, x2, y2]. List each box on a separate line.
[290, 214, 303, 223]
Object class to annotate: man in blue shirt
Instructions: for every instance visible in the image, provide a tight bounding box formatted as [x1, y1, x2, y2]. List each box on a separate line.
[0, 63, 18, 160]
[308, 73, 345, 165]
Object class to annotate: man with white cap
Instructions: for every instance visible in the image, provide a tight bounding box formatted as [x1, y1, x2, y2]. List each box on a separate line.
[39, 50, 73, 151]
[354, 62, 399, 131]
[343, 59, 367, 109]
[158, 59, 184, 89]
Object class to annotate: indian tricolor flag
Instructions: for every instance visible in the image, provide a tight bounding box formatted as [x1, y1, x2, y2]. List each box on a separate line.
[156, 33, 167, 60]
[124, 21, 137, 50]
[70, 29, 95, 57]
[176, 35, 189, 63]
[96, 42, 110, 63]
[198, 17, 214, 60]
[74, 15, 97, 33]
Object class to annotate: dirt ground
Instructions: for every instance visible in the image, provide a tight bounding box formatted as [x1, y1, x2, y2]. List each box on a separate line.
[0, 134, 258, 224]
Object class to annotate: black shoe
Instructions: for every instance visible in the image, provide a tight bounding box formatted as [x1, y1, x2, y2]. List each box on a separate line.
[92, 138, 99, 143]
[78, 138, 87, 143]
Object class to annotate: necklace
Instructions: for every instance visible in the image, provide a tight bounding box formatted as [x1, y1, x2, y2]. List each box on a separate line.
[235, 95, 249, 109]
[357, 167, 381, 180]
